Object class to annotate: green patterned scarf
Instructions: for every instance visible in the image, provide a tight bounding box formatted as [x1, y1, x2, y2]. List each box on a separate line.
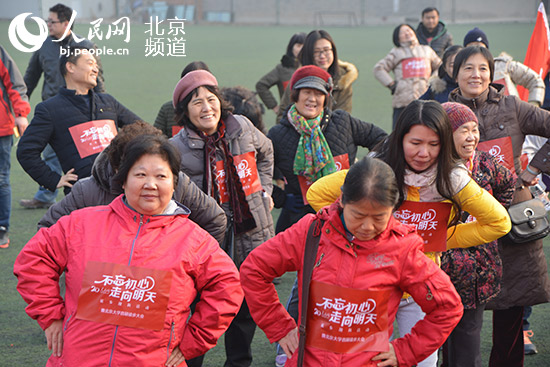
[289, 104, 337, 182]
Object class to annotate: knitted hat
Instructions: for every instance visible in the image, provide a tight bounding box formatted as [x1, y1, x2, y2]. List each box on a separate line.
[463, 27, 489, 48]
[442, 102, 478, 132]
[172, 70, 218, 107]
[290, 65, 333, 95]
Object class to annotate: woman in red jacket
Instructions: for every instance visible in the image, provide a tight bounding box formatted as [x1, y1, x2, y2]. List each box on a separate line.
[240, 156, 463, 367]
[14, 134, 243, 367]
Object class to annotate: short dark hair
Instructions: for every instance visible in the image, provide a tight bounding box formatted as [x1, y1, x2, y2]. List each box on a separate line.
[438, 45, 463, 79]
[180, 61, 210, 79]
[112, 134, 181, 189]
[299, 30, 339, 78]
[341, 156, 399, 208]
[106, 121, 163, 172]
[220, 86, 266, 133]
[422, 7, 439, 16]
[174, 84, 234, 128]
[392, 24, 416, 47]
[49, 3, 73, 26]
[59, 46, 93, 77]
[452, 45, 495, 82]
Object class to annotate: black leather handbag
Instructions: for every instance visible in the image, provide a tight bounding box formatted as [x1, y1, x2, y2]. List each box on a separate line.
[506, 198, 550, 243]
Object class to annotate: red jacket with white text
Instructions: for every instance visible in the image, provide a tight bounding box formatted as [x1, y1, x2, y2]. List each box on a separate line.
[240, 202, 462, 367]
[14, 195, 243, 367]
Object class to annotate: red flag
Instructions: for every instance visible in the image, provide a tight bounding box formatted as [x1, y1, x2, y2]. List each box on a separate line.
[519, 2, 550, 101]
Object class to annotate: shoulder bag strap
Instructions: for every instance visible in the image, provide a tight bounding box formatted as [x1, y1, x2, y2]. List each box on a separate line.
[297, 218, 323, 366]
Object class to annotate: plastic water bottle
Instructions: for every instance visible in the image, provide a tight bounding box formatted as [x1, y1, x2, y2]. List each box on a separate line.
[275, 353, 287, 367]
[530, 184, 550, 211]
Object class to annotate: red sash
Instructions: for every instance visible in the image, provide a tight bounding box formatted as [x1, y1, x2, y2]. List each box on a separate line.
[393, 201, 452, 252]
[69, 120, 117, 158]
[216, 151, 262, 204]
[477, 136, 515, 175]
[172, 125, 183, 136]
[76, 261, 172, 330]
[306, 280, 391, 353]
[401, 57, 429, 79]
[298, 154, 350, 204]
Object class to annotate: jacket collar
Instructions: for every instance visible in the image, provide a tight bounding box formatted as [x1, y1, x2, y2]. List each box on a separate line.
[449, 84, 503, 110]
[109, 195, 190, 228]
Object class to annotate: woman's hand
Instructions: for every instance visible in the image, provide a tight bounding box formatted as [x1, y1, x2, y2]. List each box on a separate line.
[278, 327, 299, 359]
[45, 319, 63, 357]
[520, 166, 540, 187]
[371, 343, 398, 367]
[165, 346, 186, 366]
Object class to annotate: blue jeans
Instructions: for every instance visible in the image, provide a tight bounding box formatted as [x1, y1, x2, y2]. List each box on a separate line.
[34, 144, 60, 203]
[0, 135, 13, 229]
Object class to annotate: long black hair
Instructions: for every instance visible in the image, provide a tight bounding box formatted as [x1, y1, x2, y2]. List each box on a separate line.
[299, 30, 339, 78]
[282, 32, 306, 68]
[375, 100, 462, 225]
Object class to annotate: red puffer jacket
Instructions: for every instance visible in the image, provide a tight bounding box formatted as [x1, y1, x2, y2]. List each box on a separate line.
[14, 195, 243, 367]
[240, 202, 462, 367]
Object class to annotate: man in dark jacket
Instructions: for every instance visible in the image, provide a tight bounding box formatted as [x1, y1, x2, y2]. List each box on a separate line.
[21, 2, 105, 209]
[416, 7, 453, 58]
[17, 47, 140, 196]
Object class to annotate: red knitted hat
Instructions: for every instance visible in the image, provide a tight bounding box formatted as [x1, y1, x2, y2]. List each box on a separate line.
[442, 102, 478, 132]
[290, 65, 333, 95]
[172, 70, 218, 107]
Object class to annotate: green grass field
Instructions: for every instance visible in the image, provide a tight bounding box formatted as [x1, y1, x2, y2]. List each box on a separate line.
[1, 19, 550, 366]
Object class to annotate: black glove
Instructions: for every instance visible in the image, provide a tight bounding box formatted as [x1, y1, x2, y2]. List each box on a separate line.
[389, 82, 397, 95]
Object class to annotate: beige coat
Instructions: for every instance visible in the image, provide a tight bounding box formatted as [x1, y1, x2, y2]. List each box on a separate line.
[494, 52, 545, 106]
[374, 42, 441, 108]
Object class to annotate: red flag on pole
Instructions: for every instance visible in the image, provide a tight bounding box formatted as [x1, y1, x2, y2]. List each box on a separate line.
[519, 2, 550, 101]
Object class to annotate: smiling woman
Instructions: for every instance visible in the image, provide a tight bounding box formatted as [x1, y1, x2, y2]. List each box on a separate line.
[170, 69, 275, 365]
[449, 45, 550, 367]
[113, 135, 180, 215]
[13, 133, 243, 367]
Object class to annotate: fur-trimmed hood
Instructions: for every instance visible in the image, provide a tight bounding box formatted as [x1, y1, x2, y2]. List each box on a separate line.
[336, 59, 358, 90]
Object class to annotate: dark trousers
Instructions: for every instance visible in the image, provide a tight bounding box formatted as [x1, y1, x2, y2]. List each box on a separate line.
[489, 306, 524, 367]
[224, 299, 256, 367]
[444, 305, 485, 367]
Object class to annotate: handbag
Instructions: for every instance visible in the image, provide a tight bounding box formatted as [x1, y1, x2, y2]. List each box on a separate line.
[506, 198, 550, 243]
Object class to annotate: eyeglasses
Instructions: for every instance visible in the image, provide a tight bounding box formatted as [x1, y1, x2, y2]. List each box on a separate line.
[313, 48, 333, 57]
[46, 19, 62, 24]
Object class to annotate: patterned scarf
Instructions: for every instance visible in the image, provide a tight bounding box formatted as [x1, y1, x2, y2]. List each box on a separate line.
[288, 104, 337, 182]
[201, 121, 256, 235]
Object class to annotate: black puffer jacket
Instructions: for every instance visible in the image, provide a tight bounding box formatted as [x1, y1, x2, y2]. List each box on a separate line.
[268, 107, 387, 197]
[17, 87, 140, 193]
[38, 151, 227, 244]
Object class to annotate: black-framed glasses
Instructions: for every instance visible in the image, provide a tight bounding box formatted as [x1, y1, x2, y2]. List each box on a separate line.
[313, 48, 333, 57]
[46, 19, 62, 24]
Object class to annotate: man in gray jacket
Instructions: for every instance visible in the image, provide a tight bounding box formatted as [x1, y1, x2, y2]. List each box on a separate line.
[20, 2, 105, 209]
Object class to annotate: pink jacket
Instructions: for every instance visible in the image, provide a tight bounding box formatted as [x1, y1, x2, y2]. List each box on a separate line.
[14, 196, 243, 366]
[240, 203, 462, 367]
